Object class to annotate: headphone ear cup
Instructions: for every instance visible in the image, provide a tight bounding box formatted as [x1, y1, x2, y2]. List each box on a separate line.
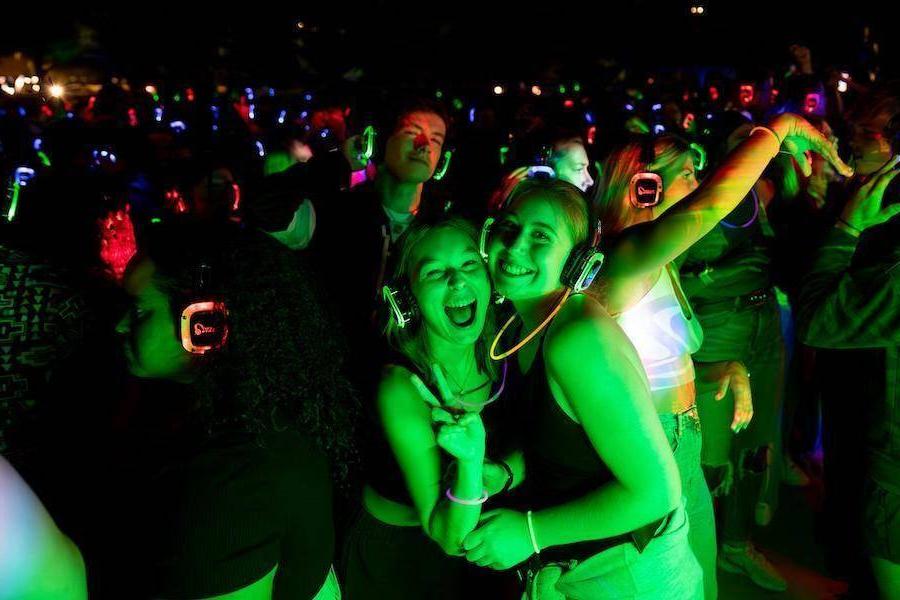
[181, 301, 229, 354]
[560, 243, 606, 292]
[629, 172, 663, 208]
[432, 148, 454, 181]
[382, 283, 419, 329]
[479, 217, 495, 259]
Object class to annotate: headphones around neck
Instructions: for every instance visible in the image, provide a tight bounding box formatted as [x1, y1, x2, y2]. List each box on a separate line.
[180, 263, 229, 354]
[479, 171, 605, 294]
[628, 136, 663, 209]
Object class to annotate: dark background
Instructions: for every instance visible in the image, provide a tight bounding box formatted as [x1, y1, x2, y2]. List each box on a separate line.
[2, 1, 896, 89]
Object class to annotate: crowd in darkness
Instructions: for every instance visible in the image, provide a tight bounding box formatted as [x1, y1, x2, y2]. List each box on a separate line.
[2, 35, 900, 600]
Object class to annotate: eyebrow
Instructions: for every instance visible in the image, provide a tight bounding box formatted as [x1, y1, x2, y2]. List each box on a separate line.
[533, 221, 557, 231]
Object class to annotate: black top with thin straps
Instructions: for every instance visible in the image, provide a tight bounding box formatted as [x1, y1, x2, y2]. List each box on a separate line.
[366, 354, 518, 509]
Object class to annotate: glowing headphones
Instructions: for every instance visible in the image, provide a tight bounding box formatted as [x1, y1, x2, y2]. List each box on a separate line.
[3, 166, 35, 222]
[358, 123, 454, 181]
[180, 263, 229, 354]
[629, 136, 663, 209]
[382, 280, 419, 330]
[479, 173, 604, 294]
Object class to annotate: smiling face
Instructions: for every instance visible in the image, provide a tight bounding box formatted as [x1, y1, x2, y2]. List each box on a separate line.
[487, 194, 576, 302]
[116, 258, 193, 381]
[384, 111, 447, 183]
[552, 140, 594, 192]
[408, 226, 491, 347]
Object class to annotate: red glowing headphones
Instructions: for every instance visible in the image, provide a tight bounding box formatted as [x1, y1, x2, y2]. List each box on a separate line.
[629, 136, 663, 209]
[180, 264, 229, 354]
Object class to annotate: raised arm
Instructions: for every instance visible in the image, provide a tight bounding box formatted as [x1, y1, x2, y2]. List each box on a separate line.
[377, 365, 485, 555]
[600, 114, 852, 285]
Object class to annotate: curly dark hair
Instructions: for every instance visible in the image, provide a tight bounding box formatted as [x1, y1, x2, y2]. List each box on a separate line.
[140, 219, 360, 490]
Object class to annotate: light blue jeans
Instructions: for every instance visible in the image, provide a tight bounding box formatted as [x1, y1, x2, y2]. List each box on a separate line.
[526, 503, 703, 599]
[660, 407, 718, 600]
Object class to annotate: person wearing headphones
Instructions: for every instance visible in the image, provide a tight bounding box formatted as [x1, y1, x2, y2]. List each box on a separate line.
[465, 177, 699, 599]
[112, 220, 355, 599]
[342, 215, 519, 599]
[592, 114, 853, 597]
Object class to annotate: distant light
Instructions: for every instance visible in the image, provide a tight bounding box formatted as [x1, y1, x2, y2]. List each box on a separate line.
[625, 103, 635, 111]
[469, 107, 476, 123]
[697, 6, 704, 14]
[572, 82, 581, 93]
[145, 85, 157, 95]
[248, 104, 256, 120]
[154, 107, 163, 122]
[49, 84, 64, 98]
[31, 84, 40, 92]
[256, 140, 265, 157]
[169, 120, 187, 133]
[531, 85, 542, 96]
[841, 72, 851, 80]
[837, 80, 849, 93]
[652, 103, 662, 111]
[1, 84, 15, 96]
[493, 85, 504, 95]
[320, 128, 330, 139]
[691, 6, 697, 13]
[245, 87, 254, 101]
[304, 93, 312, 102]
[584, 111, 594, 124]
[300, 111, 308, 119]
[653, 124, 666, 134]
[296, 21, 305, 30]
[278, 109, 287, 124]
[558, 84, 567, 94]
[33, 138, 42, 151]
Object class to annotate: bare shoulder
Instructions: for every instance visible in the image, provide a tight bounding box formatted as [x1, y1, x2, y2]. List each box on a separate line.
[545, 295, 627, 356]
[376, 363, 426, 416]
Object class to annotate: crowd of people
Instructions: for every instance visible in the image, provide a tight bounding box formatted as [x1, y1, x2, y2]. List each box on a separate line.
[2, 40, 899, 600]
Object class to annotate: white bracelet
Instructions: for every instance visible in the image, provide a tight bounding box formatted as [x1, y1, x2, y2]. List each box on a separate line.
[749, 126, 782, 158]
[526, 510, 541, 555]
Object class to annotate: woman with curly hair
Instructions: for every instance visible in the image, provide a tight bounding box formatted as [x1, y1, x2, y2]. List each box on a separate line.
[112, 218, 358, 599]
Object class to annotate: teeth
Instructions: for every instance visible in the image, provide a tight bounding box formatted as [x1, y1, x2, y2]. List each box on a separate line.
[501, 261, 531, 276]
[446, 299, 475, 309]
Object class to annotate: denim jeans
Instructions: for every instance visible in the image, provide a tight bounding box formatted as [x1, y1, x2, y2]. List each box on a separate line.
[525, 503, 703, 599]
[660, 407, 718, 600]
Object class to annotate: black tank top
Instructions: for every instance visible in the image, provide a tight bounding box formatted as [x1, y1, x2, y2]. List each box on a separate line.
[518, 339, 615, 511]
[366, 354, 518, 507]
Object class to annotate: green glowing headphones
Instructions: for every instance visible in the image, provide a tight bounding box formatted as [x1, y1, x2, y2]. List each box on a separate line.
[382, 279, 419, 330]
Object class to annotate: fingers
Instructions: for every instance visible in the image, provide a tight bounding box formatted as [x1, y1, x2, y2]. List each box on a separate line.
[462, 530, 483, 551]
[878, 202, 900, 224]
[871, 161, 900, 197]
[805, 122, 854, 177]
[410, 374, 442, 408]
[431, 407, 455, 424]
[715, 374, 731, 401]
[785, 139, 813, 178]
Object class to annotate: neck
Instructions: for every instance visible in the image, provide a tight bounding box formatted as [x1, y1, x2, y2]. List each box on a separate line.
[423, 329, 474, 375]
[376, 168, 423, 215]
[512, 288, 567, 332]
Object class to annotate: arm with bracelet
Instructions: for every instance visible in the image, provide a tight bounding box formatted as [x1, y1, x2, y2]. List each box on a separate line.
[378, 366, 487, 555]
[595, 114, 853, 313]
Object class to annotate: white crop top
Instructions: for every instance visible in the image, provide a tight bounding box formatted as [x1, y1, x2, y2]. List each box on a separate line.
[615, 264, 704, 391]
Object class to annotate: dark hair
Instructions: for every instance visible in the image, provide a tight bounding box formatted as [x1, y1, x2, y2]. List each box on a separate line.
[388, 97, 451, 135]
[384, 215, 497, 385]
[139, 219, 360, 489]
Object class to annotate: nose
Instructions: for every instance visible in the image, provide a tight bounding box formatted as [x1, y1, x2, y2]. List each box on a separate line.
[413, 132, 429, 152]
[585, 171, 595, 190]
[447, 269, 465, 289]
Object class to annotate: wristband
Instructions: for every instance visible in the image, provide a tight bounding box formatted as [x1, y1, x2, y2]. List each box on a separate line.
[446, 487, 489, 506]
[496, 460, 514, 495]
[526, 510, 541, 555]
[749, 126, 782, 158]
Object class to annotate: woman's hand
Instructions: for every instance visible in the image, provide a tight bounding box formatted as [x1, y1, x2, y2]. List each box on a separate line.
[431, 409, 486, 464]
[840, 155, 900, 234]
[713, 361, 753, 434]
[769, 114, 854, 179]
[463, 509, 534, 570]
[483, 461, 511, 496]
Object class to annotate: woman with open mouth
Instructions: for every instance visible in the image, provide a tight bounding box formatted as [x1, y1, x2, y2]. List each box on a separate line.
[342, 215, 521, 599]
[463, 176, 702, 599]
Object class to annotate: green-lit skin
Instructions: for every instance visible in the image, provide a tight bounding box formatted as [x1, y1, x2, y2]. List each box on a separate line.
[373, 227, 503, 555]
[0, 456, 87, 600]
[465, 194, 682, 570]
[551, 141, 594, 193]
[116, 258, 193, 382]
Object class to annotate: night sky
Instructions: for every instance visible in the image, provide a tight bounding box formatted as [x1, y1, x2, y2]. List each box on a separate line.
[1, 2, 896, 87]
